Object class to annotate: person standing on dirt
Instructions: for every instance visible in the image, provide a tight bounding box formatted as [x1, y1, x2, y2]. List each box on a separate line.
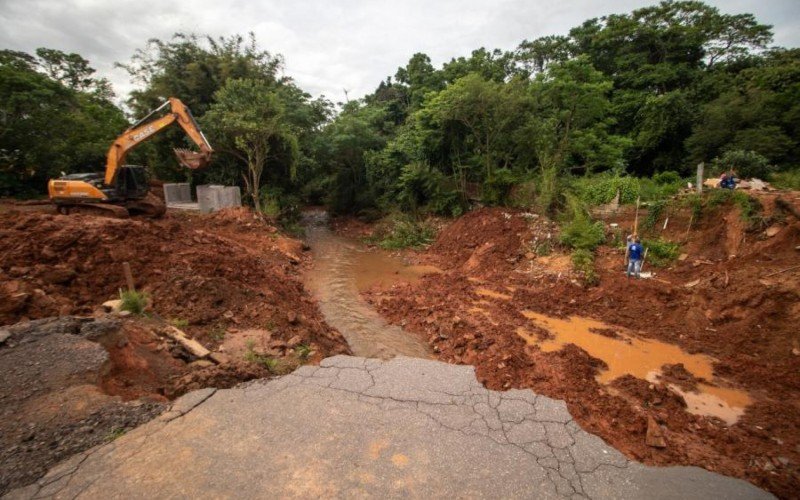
[720, 170, 737, 190]
[627, 236, 644, 279]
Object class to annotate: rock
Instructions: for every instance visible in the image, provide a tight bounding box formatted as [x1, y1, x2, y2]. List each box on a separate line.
[684, 279, 701, 289]
[0, 329, 10, 344]
[102, 299, 123, 313]
[764, 226, 781, 238]
[287, 335, 302, 348]
[678, 253, 689, 261]
[39, 266, 77, 285]
[646, 416, 667, 448]
[189, 360, 214, 369]
[118, 310, 132, 317]
[80, 318, 122, 341]
[287, 311, 298, 324]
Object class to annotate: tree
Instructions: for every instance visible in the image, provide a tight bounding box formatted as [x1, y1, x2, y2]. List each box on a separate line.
[426, 73, 526, 180]
[524, 57, 629, 210]
[203, 79, 298, 213]
[0, 49, 127, 196]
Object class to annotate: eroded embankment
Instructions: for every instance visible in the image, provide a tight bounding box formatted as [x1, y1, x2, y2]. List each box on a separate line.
[0, 207, 351, 494]
[359, 203, 800, 498]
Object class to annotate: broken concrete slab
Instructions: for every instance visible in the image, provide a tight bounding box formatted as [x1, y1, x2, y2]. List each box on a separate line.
[8, 355, 772, 499]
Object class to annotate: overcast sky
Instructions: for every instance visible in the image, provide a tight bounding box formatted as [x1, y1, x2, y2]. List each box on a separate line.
[1, 0, 798, 106]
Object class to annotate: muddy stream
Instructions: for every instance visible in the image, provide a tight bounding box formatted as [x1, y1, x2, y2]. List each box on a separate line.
[303, 210, 433, 359]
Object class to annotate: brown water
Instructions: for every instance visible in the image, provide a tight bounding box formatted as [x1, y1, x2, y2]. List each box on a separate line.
[517, 311, 751, 424]
[303, 210, 433, 359]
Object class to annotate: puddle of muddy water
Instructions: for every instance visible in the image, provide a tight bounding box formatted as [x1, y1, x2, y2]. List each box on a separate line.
[517, 311, 751, 424]
[353, 250, 441, 292]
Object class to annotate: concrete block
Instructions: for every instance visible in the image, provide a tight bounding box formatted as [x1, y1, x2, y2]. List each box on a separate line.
[163, 183, 191, 205]
[196, 185, 242, 213]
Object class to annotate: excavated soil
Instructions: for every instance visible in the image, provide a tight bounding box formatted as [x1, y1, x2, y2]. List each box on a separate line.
[362, 201, 800, 498]
[0, 207, 351, 494]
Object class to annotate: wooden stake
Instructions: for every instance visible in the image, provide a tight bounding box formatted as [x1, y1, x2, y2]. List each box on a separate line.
[123, 262, 135, 292]
[633, 196, 641, 236]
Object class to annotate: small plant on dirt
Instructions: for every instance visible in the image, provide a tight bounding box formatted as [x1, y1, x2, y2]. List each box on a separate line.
[169, 318, 189, 328]
[209, 325, 226, 342]
[106, 427, 126, 441]
[295, 343, 312, 361]
[571, 249, 598, 285]
[706, 190, 761, 223]
[643, 200, 667, 231]
[119, 290, 148, 315]
[642, 238, 681, 267]
[559, 196, 605, 251]
[534, 240, 552, 256]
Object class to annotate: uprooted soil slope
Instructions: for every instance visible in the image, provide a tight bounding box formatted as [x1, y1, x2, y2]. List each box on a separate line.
[363, 201, 800, 498]
[0, 208, 348, 355]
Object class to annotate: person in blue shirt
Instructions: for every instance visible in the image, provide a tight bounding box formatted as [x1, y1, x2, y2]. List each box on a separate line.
[627, 236, 644, 279]
[720, 170, 737, 190]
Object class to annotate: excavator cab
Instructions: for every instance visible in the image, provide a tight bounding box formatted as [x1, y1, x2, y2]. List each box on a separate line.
[115, 165, 150, 200]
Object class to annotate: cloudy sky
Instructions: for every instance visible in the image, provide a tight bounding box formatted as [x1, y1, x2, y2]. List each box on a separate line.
[1, 0, 798, 105]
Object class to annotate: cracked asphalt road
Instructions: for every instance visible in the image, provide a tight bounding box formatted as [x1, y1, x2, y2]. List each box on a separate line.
[6, 356, 771, 499]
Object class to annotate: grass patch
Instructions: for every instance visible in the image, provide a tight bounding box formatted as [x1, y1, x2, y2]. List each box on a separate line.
[642, 238, 680, 267]
[707, 190, 761, 222]
[106, 428, 126, 441]
[244, 340, 290, 374]
[295, 343, 312, 360]
[119, 289, 148, 315]
[209, 325, 226, 342]
[771, 169, 800, 190]
[169, 318, 189, 328]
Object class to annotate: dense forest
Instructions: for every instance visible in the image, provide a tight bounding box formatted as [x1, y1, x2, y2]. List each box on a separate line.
[1, 1, 799, 219]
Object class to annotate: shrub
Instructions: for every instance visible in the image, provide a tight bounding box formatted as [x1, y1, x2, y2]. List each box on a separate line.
[571, 249, 598, 285]
[642, 238, 680, 267]
[571, 174, 640, 206]
[380, 216, 436, 249]
[711, 150, 775, 180]
[119, 290, 148, 315]
[643, 200, 667, 231]
[482, 168, 517, 206]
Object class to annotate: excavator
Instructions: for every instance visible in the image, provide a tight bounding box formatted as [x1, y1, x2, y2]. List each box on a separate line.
[48, 97, 213, 218]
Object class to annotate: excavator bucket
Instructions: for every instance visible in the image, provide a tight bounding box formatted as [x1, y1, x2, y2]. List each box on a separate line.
[174, 148, 211, 169]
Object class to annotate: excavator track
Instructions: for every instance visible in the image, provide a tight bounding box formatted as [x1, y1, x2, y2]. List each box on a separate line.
[56, 203, 130, 218]
[126, 192, 166, 218]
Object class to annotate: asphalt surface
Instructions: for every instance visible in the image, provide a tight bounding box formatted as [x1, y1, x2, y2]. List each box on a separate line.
[6, 356, 772, 499]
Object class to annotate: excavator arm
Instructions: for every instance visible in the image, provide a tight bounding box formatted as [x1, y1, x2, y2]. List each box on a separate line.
[104, 97, 213, 186]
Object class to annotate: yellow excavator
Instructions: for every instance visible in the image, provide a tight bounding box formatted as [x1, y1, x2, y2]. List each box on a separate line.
[48, 97, 213, 218]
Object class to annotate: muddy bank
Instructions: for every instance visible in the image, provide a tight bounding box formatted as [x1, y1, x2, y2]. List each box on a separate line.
[361, 204, 800, 498]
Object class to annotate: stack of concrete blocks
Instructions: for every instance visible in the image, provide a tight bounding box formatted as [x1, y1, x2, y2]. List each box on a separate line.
[163, 183, 192, 207]
[197, 185, 242, 213]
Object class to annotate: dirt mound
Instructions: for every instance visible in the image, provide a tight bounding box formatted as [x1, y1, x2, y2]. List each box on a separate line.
[428, 207, 556, 277]
[364, 202, 800, 497]
[0, 208, 348, 356]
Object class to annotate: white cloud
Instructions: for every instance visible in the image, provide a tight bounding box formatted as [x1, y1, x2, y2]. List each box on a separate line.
[1, 0, 798, 105]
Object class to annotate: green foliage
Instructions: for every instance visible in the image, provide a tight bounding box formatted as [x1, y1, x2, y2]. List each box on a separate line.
[106, 428, 127, 441]
[0, 49, 127, 196]
[559, 197, 605, 251]
[379, 216, 437, 249]
[642, 239, 681, 267]
[203, 78, 299, 212]
[571, 174, 640, 205]
[481, 168, 517, 205]
[169, 318, 189, 328]
[770, 169, 800, 190]
[571, 249, 598, 285]
[295, 343, 312, 361]
[711, 150, 775, 179]
[643, 200, 667, 231]
[119, 290, 148, 315]
[706, 189, 761, 222]
[209, 325, 226, 342]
